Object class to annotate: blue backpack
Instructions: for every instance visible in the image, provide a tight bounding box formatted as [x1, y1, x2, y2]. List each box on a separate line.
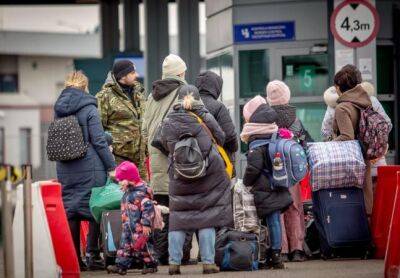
[249, 133, 307, 189]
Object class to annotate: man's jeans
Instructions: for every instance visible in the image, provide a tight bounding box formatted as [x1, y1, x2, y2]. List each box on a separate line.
[266, 211, 282, 250]
[169, 228, 215, 265]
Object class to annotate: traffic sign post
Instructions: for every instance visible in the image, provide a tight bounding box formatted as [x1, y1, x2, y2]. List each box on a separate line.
[332, 0, 378, 85]
[330, 0, 380, 48]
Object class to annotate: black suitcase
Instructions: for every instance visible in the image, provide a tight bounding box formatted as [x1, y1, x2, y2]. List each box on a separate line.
[101, 210, 122, 266]
[312, 187, 373, 259]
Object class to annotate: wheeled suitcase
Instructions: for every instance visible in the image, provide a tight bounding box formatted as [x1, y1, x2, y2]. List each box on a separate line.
[312, 187, 372, 259]
[101, 210, 122, 266]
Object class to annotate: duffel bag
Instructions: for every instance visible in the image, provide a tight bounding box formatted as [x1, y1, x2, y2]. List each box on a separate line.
[215, 228, 259, 271]
[307, 140, 366, 191]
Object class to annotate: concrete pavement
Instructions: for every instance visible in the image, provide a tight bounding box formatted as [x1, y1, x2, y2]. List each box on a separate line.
[82, 259, 384, 278]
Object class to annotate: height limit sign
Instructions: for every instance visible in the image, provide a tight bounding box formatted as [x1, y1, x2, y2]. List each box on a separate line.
[331, 0, 380, 48]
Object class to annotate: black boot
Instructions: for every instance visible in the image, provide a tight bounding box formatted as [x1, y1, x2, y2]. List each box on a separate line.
[142, 262, 158, 274]
[106, 265, 127, 275]
[270, 249, 285, 269]
[290, 250, 306, 262]
[86, 253, 105, 271]
[79, 260, 88, 272]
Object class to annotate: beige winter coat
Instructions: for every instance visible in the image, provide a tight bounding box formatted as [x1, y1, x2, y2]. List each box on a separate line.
[142, 76, 186, 195]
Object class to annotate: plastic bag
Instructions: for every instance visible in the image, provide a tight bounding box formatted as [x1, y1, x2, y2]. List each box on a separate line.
[89, 178, 123, 222]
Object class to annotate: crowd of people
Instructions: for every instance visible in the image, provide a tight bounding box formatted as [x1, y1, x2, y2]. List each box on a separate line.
[52, 53, 391, 275]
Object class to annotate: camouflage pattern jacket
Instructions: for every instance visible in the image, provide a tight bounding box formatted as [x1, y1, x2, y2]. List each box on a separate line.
[96, 73, 147, 177]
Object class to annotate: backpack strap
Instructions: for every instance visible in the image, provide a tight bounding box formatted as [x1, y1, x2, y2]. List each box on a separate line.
[249, 140, 270, 150]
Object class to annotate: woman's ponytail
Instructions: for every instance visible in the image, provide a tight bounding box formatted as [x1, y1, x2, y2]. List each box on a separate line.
[182, 93, 195, 110]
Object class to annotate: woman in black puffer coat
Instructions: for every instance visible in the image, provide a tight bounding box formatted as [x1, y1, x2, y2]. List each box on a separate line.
[159, 85, 232, 275]
[241, 95, 292, 269]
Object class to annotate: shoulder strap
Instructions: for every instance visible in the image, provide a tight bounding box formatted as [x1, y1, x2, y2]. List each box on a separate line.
[161, 86, 181, 122]
[188, 112, 217, 144]
[249, 140, 269, 150]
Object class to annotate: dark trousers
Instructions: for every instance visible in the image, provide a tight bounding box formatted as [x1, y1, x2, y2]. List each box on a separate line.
[68, 218, 101, 261]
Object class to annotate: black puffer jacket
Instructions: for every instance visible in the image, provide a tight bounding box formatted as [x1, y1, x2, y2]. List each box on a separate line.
[243, 105, 292, 218]
[160, 106, 232, 231]
[195, 71, 238, 155]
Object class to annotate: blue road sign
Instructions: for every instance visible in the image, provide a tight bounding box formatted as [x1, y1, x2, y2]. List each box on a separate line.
[234, 21, 295, 43]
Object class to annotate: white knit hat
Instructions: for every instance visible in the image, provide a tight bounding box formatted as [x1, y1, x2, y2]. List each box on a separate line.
[162, 54, 187, 79]
[361, 82, 375, 96]
[323, 86, 339, 108]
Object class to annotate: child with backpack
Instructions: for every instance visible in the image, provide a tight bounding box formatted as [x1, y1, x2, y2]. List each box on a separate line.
[266, 80, 313, 262]
[106, 161, 157, 275]
[241, 95, 293, 269]
[158, 84, 232, 275]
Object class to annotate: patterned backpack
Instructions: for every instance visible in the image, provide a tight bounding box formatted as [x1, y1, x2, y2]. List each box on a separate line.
[47, 115, 88, 161]
[249, 133, 308, 189]
[357, 106, 390, 161]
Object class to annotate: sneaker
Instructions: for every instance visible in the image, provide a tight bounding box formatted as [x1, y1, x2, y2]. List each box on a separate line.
[290, 250, 306, 262]
[86, 254, 105, 271]
[142, 263, 158, 275]
[203, 264, 220, 274]
[106, 265, 127, 275]
[168, 264, 181, 275]
[270, 249, 285, 269]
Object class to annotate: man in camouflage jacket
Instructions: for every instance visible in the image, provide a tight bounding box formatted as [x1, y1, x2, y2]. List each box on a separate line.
[96, 60, 147, 178]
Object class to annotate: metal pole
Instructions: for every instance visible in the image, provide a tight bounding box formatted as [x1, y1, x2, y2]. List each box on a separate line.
[2, 165, 14, 278]
[23, 165, 33, 278]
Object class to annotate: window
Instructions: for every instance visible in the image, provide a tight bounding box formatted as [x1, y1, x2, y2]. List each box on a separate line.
[377, 45, 394, 95]
[206, 56, 220, 76]
[239, 50, 269, 98]
[0, 74, 18, 93]
[206, 53, 235, 102]
[295, 103, 326, 142]
[0, 128, 4, 164]
[20, 128, 32, 165]
[282, 54, 329, 97]
[381, 101, 395, 150]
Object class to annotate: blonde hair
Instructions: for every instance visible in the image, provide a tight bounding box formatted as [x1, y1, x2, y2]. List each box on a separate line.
[182, 93, 195, 110]
[65, 71, 89, 92]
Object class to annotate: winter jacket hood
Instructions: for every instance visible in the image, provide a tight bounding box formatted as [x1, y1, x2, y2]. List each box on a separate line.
[333, 84, 372, 141]
[337, 84, 371, 109]
[195, 71, 223, 100]
[249, 103, 278, 124]
[324, 86, 339, 108]
[152, 78, 184, 101]
[271, 104, 297, 128]
[55, 87, 97, 117]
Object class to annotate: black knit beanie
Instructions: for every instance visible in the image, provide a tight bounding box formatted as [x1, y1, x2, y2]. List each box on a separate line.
[112, 60, 136, 81]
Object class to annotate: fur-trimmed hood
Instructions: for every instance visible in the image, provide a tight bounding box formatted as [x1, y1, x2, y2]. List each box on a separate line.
[323, 86, 339, 108]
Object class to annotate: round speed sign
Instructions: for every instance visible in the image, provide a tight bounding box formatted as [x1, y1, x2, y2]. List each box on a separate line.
[330, 0, 380, 48]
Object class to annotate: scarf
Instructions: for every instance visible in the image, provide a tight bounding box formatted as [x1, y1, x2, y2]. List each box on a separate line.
[240, 122, 278, 143]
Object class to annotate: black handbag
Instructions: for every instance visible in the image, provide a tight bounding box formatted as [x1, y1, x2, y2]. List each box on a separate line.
[150, 88, 180, 154]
